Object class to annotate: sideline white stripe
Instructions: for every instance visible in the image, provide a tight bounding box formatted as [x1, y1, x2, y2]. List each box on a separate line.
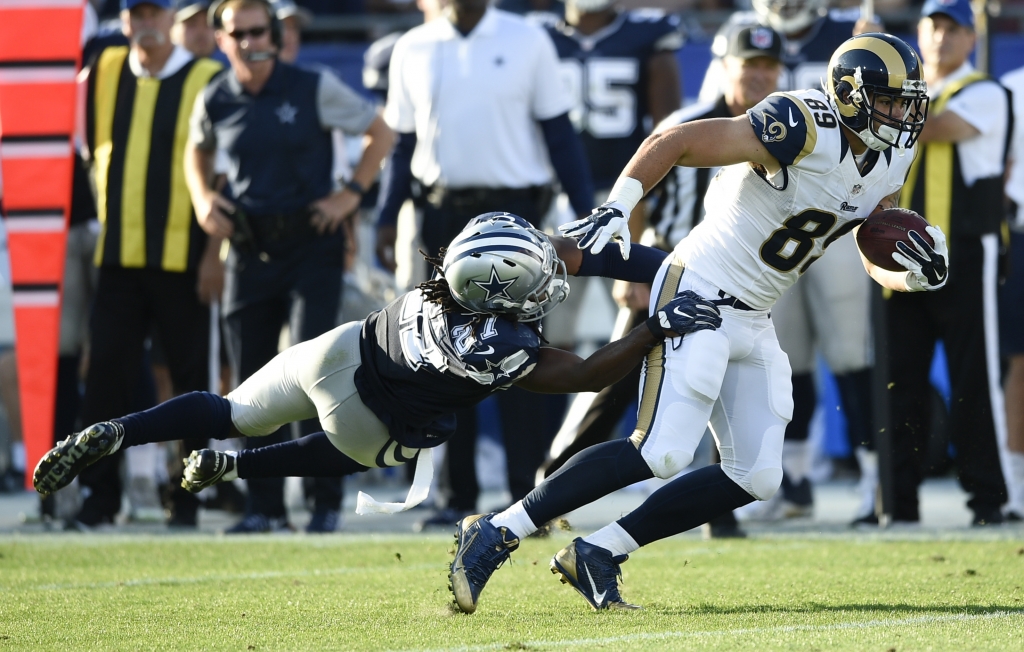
[1, 141, 71, 159]
[981, 234, 1018, 509]
[0, 0, 82, 7]
[405, 610, 1024, 652]
[5, 217, 66, 233]
[33, 562, 438, 591]
[12, 291, 60, 307]
[0, 67, 77, 83]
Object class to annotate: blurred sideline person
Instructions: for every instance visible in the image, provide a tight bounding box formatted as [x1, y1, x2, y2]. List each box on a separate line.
[885, 0, 1013, 526]
[74, 0, 223, 529]
[33, 215, 723, 542]
[377, 0, 595, 529]
[540, 0, 681, 353]
[450, 33, 947, 613]
[1000, 64, 1024, 521]
[172, 0, 216, 57]
[185, 0, 394, 533]
[700, 0, 883, 525]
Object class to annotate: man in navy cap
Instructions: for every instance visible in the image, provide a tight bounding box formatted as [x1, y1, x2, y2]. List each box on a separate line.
[172, 0, 217, 58]
[883, 0, 1015, 525]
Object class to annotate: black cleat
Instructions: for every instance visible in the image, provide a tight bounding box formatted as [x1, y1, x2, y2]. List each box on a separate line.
[449, 513, 519, 614]
[181, 450, 237, 493]
[550, 538, 640, 610]
[33, 422, 124, 497]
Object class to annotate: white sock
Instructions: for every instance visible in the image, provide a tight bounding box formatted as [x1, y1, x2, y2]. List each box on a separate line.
[489, 501, 537, 539]
[223, 451, 239, 482]
[854, 447, 878, 519]
[782, 440, 810, 484]
[1007, 452, 1024, 514]
[582, 522, 639, 558]
[10, 442, 25, 472]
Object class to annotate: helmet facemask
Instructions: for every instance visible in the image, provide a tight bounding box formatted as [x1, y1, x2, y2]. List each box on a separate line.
[836, 72, 928, 151]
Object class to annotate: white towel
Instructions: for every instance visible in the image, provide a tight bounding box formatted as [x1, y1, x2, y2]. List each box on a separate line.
[355, 447, 433, 515]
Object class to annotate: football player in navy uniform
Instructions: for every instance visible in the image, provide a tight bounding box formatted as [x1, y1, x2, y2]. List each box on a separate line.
[450, 34, 944, 613]
[547, 0, 682, 194]
[700, 0, 885, 524]
[31, 214, 722, 522]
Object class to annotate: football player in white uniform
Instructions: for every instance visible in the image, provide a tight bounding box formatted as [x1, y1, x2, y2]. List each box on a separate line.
[701, 0, 885, 524]
[450, 33, 947, 612]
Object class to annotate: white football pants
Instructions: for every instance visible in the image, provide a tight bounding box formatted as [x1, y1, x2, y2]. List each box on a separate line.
[630, 255, 793, 500]
[225, 320, 418, 469]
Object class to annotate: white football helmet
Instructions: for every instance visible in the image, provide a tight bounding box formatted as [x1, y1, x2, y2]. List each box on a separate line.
[751, 0, 828, 34]
[442, 214, 569, 322]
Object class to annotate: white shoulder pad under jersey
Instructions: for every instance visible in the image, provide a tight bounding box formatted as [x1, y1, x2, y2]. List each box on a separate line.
[674, 88, 915, 310]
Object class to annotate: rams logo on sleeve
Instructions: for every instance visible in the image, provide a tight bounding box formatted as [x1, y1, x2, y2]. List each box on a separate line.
[747, 93, 819, 167]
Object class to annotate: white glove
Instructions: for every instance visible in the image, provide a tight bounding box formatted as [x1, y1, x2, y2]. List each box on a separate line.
[892, 225, 948, 291]
[558, 202, 632, 259]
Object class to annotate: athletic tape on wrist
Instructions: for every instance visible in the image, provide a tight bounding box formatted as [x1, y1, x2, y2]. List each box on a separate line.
[607, 176, 644, 214]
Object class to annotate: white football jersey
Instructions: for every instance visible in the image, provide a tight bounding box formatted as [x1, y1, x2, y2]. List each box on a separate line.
[675, 89, 915, 310]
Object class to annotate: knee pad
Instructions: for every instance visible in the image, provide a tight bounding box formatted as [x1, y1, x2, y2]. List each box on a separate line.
[642, 445, 694, 480]
[748, 467, 783, 500]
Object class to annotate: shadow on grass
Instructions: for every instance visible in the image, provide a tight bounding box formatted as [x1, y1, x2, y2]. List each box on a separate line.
[647, 602, 1024, 617]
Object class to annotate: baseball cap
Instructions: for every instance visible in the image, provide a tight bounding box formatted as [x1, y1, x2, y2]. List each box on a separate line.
[270, 0, 312, 26]
[725, 25, 783, 62]
[173, 0, 209, 21]
[121, 0, 173, 10]
[921, 0, 975, 28]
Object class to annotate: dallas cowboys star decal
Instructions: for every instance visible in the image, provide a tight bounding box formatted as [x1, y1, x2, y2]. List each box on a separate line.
[472, 266, 516, 302]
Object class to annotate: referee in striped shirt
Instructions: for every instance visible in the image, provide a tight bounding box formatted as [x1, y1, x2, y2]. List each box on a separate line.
[75, 0, 223, 529]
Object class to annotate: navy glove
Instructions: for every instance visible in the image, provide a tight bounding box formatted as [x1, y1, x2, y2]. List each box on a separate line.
[558, 203, 631, 259]
[646, 290, 722, 339]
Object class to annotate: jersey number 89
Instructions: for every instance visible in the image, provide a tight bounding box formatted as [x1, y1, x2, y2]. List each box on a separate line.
[758, 209, 859, 273]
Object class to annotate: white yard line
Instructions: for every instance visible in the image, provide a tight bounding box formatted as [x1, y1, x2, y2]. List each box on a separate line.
[407, 610, 1024, 652]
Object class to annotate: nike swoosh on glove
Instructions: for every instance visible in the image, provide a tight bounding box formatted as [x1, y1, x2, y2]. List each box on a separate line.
[648, 290, 723, 338]
[558, 203, 631, 259]
[892, 225, 948, 291]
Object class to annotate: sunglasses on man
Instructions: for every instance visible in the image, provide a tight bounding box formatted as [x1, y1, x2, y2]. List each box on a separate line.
[226, 25, 269, 40]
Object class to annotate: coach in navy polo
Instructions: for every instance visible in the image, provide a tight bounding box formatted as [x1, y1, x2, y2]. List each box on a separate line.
[184, 0, 394, 533]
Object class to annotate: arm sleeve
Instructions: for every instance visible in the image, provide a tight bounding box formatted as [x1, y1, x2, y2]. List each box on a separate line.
[530, 28, 574, 120]
[539, 113, 595, 217]
[188, 90, 217, 152]
[316, 69, 378, 135]
[575, 243, 668, 283]
[944, 81, 1009, 137]
[746, 92, 819, 168]
[376, 131, 417, 228]
[383, 39, 416, 132]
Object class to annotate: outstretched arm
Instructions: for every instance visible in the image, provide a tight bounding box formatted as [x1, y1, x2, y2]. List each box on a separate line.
[517, 291, 722, 394]
[549, 234, 668, 283]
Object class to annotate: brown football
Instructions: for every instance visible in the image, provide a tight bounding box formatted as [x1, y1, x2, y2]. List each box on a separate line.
[855, 208, 933, 272]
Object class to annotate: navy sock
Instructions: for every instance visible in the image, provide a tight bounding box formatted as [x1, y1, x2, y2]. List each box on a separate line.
[237, 432, 369, 479]
[114, 392, 233, 449]
[618, 464, 754, 547]
[523, 438, 653, 526]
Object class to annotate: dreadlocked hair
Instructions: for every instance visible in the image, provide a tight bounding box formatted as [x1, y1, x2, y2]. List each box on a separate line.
[417, 247, 465, 314]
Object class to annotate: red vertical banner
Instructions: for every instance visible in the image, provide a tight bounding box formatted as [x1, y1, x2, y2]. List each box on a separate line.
[0, 0, 84, 488]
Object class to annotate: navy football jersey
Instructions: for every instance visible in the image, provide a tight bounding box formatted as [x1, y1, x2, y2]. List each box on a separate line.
[547, 10, 684, 190]
[699, 10, 860, 101]
[355, 290, 541, 448]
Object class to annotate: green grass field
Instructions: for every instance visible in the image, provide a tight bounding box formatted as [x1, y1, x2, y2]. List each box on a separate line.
[1, 532, 1022, 651]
